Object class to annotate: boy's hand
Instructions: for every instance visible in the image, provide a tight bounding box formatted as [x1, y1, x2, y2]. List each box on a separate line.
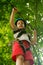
[12, 7, 18, 13]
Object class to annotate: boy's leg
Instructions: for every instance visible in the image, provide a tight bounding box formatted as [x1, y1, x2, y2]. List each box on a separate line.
[23, 60, 30, 65]
[16, 55, 24, 65]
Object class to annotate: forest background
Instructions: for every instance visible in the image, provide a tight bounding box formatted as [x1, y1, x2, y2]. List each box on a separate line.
[0, 0, 43, 65]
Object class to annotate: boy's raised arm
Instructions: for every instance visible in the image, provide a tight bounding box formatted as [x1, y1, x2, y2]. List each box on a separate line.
[30, 29, 37, 45]
[10, 7, 18, 30]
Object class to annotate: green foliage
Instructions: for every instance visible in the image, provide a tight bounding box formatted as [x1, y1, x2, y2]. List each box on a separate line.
[0, 0, 43, 65]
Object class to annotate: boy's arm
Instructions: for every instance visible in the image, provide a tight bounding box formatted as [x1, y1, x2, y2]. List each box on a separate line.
[10, 7, 18, 30]
[30, 29, 37, 45]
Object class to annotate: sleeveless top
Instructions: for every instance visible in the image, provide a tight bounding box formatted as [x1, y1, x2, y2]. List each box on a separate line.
[13, 29, 31, 43]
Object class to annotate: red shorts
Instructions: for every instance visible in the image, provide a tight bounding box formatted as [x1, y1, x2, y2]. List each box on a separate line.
[12, 40, 34, 65]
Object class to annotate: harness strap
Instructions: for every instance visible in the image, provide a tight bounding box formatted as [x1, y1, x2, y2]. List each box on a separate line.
[19, 40, 30, 53]
[26, 48, 30, 51]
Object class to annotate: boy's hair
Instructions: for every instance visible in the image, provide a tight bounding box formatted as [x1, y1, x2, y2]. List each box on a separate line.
[15, 18, 26, 27]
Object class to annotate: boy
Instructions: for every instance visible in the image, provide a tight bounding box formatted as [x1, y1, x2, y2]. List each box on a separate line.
[10, 7, 37, 65]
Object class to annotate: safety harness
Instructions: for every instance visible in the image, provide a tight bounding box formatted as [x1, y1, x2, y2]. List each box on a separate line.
[13, 29, 30, 53]
[18, 40, 30, 53]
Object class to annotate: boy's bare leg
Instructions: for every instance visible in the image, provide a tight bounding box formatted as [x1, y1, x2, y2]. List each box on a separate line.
[16, 55, 24, 65]
[23, 60, 30, 65]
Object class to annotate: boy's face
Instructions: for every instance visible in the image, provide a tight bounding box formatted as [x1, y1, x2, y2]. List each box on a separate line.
[17, 20, 25, 29]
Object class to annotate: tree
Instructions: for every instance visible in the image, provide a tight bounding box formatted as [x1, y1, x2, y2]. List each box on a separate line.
[0, 0, 43, 65]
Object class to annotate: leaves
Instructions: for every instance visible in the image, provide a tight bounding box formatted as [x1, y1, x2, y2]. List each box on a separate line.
[0, 0, 43, 65]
